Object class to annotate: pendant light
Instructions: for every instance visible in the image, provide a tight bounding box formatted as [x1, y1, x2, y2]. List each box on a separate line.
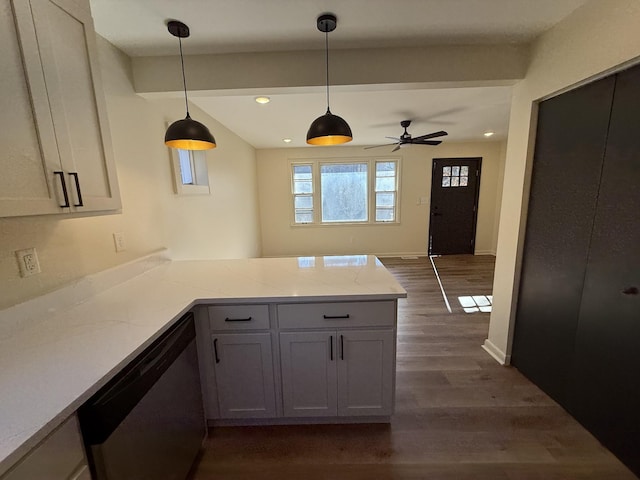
[164, 20, 216, 150]
[306, 14, 352, 146]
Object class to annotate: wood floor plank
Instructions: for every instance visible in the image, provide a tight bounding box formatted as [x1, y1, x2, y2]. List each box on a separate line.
[191, 255, 637, 480]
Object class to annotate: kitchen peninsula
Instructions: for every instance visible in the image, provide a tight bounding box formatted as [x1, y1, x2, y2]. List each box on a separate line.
[0, 253, 406, 477]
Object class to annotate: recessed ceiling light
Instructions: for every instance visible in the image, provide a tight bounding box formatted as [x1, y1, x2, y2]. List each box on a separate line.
[255, 96, 270, 104]
[283, 138, 292, 143]
[484, 131, 495, 137]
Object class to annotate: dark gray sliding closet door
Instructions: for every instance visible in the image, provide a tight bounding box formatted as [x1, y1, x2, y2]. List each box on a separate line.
[511, 75, 615, 404]
[567, 64, 640, 477]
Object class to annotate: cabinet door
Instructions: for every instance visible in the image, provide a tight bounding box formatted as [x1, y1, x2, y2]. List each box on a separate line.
[337, 329, 395, 416]
[29, 0, 120, 212]
[0, 1, 64, 217]
[280, 331, 337, 417]
[213, 333, 276, 419]
[567, 64, 640, 476]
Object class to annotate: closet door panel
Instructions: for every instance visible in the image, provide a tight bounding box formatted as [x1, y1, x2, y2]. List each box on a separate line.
[568, 64, 640, 476]
[511, 76, 615, 403]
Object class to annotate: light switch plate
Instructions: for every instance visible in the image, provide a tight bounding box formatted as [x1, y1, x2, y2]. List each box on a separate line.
[15, 247, 41, 277]
[113, 232, 126, 252]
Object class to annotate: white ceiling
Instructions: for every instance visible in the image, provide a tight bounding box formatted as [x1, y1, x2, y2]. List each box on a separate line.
[90, 0, 589, 149]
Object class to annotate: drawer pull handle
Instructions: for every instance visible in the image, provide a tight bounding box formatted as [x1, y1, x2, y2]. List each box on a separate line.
[323, 314, 350, 319]
[54, 171, 70, 208]
[340, 334, 344, 360]
[225, 317, 253, 322]
[213, 338, 220, 363]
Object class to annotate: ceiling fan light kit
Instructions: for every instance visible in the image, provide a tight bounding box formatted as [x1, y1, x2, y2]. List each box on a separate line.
[306, 14, 353, 146]
[164, 20, 216, 150]
[365, 120, 447, 152]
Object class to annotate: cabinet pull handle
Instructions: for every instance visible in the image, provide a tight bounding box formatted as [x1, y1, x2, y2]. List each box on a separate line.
[323, 314, 350, 319]
[54, 171, 70, 208]
[225, 317, 252, 322]
[69, 172, 84, 207]
[213, 338, 220, 363]
[330, 335, 333, 361]
[340, 334, 344, 360]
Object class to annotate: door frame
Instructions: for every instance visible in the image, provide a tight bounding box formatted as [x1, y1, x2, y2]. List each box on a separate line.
[428, 157, 482, 255]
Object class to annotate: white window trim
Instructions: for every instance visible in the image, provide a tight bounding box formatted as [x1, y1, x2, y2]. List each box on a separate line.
[289, 157, 401, 226]
[169, 147, 211, 196]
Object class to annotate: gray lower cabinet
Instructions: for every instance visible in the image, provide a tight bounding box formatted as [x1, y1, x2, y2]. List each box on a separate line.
[199, 300, 397, 423]
[280, 329, 394, 418]
[211, 332, 277, 419]
[1, 415, 88, 480]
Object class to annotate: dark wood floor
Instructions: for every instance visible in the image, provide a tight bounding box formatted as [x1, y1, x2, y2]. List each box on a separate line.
[191, 255, 637, 479]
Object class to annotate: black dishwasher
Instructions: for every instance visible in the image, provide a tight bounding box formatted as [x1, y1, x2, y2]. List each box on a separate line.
[78, 312, 205, 480]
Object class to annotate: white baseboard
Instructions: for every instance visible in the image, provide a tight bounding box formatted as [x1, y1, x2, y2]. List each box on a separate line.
[482, 339, 511, 365]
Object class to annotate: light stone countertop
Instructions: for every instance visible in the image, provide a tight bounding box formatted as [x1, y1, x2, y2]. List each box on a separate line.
[0, 253, 406, 475]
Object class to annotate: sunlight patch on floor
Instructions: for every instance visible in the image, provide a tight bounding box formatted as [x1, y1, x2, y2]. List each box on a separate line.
[458, 295, 493, 313]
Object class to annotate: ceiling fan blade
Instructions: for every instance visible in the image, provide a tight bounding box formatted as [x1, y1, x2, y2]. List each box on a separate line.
[385, 136, 401, 141]
[411, 139, 442, 146]
[411, 130, 448, 142]
[391, 145, 401, 152]
[364, 143, 398, 150]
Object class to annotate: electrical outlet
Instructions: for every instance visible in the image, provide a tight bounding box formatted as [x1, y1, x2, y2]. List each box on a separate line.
[113, 232, 126, 252]
[15, 248, 41, 277]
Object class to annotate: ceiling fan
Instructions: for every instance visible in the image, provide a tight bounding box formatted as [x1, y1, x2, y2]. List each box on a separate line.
[365, 120, 448, 152]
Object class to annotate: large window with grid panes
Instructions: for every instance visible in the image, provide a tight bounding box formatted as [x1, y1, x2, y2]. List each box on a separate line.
[291, 159, 399, 225]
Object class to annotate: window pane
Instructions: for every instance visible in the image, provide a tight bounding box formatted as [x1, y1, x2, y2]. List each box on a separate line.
[293, 165, 312, 179]
[442, 176, 451, 187]
[451, 176, 460, 187]
[460, 176, 468, 186]
[452, 166, 460, 176]
[375, 175, 393, 191]
[442, 166, 451, 176]
[320, 163, 367, 222]
[294, 180, 312, 194]
[178, 149, 194, 185]
[376, 162, 396, 175]
[460, 166, 469, 176]
[295, 195, 313, 209]
[376, 192, 395, 207]
[376, 208, 394, 221]
[295, 212, 313, 223]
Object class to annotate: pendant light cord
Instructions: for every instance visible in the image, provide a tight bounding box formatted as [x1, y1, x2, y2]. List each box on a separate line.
[178, 36, 190, 117]
[325, 29, 331, 114]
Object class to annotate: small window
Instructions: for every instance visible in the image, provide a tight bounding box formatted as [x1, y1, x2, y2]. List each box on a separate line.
[320, 163, 368, 223]
[442, 164, 468, 188]
[375, 161, 397, 222]
[170, 148, 210, 195]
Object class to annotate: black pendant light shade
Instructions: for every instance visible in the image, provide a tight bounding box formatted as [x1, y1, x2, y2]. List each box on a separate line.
[307, 109, 352, 145]
[164, 20, 216, 150]
[165, 114, 216, 150]
[306, 14, 352, 146]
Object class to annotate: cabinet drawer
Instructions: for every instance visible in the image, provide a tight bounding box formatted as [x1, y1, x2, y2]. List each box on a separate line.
[209, 305, 269, 330]
[3, 414, 85, 480]
[277, 301, 396, 329]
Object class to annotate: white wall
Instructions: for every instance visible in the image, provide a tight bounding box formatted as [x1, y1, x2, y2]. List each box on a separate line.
[0, 37, 261, 310]
[256, 141, 505, 257]
[484, 0, 640, 364]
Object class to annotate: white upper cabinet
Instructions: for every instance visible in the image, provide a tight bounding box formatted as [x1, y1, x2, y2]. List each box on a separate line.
[0, 0, 120, 217]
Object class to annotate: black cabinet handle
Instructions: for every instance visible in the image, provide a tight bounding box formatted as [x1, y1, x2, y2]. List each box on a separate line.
[622, 286, 639, 295]
[340, 335, 344, 360]
[225, 317, 252, 322]
[69, 172, 83, 207]
[213, 338, 220, 363]
[54, 171, 70, 208]
[323, 314, 350, 319]
[330, 335, 333, 361]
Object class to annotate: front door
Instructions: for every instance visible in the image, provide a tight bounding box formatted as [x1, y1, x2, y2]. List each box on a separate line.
[429, 157, 482, 255]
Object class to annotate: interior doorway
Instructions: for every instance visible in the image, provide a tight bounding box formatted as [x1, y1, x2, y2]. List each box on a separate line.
[428, 157, 482, 255]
